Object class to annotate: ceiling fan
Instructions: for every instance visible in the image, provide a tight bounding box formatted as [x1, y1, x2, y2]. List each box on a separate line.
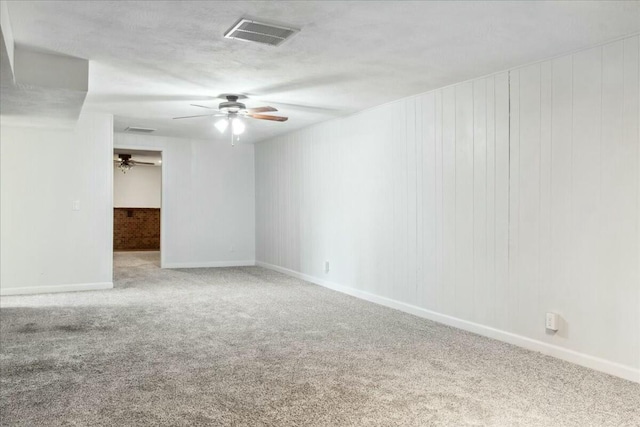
[172, 94, 288, 144]
[115, 154, 155, 173]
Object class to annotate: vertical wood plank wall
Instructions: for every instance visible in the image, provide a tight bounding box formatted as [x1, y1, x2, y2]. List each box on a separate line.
[255, 36, 640, 376]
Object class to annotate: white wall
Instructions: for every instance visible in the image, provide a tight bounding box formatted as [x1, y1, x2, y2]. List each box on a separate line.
[114, 164, 161, 208]
[1, 112, 114, 294]
[255, 36, 640, 382]
[114, 133, 255, 268]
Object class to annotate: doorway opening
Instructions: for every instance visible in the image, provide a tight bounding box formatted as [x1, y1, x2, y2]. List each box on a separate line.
[113, 148, 162, 267]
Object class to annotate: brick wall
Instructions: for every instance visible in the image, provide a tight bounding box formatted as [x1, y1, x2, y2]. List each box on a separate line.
[114, 208, 160, 251]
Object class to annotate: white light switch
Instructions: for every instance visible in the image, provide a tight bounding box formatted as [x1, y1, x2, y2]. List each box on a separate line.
[72, 200, 81, 211]
[545, 312, 559, 331]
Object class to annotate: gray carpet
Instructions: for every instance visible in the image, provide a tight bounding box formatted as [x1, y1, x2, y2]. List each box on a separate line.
[1, 252, 638, 426]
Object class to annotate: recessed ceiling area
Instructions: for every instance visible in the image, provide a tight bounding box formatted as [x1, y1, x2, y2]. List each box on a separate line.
[3, 1, 640, 143]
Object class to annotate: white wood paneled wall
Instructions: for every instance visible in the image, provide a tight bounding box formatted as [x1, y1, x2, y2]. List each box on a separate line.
[255, 36, 640, 379]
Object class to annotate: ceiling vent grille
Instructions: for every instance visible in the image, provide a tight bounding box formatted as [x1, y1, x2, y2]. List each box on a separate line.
[224, 19, 299, 47]
[124, 126, 156, 134]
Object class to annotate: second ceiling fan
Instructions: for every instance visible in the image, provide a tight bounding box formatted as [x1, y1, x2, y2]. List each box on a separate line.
[173, 95, 288, 140]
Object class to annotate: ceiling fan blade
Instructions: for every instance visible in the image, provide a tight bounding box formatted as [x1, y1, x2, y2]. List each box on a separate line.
[190, 104, 218, 110]
[247, 106, 277, 113]
[131, 160, 156, 165]
[173, 113, 221, 120]
[261, 100, 342, 114]
[247, 113, 288, 122]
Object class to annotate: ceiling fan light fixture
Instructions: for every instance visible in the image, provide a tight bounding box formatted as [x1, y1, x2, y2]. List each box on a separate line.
[119, 162, 132, 174]
[232, 117, 245, 135]
[174, 95, 288, 144]
[215, 118, 229, 133]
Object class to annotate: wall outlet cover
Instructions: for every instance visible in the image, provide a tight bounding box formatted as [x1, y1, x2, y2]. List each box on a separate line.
[545, 312, 559, 331]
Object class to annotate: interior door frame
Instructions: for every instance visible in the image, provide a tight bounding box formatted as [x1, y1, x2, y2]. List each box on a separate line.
[112, 145, 166, 269]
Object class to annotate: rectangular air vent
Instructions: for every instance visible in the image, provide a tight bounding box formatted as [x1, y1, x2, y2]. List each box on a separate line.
[124, 126, 156, 134]
[224, 19, 299, 47]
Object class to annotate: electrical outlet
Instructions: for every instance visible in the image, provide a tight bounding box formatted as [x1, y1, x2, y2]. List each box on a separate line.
[72, 200, 80, 211]
[545, 312, 559, 331]
[230, 246, 235, 253]
[324, 261, 330, 273]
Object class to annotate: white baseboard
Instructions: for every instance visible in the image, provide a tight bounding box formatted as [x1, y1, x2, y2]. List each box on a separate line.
[256, 261, 639, 384]
[164, 260, 256, 269]
[0, 282, 114, 296]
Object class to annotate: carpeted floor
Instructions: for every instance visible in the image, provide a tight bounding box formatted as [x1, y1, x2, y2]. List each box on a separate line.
[1, 252, 639, 426]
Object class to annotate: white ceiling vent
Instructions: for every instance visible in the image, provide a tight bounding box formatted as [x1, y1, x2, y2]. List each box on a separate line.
[124, 126, 156, 134]
[224, 19, 299, 47]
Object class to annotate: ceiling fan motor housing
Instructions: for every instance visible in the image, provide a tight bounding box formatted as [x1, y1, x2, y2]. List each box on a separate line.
[219, 95, 246, 114]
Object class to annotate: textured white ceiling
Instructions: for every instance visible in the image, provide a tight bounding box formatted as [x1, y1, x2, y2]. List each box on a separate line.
[5, 1, 640, 143]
